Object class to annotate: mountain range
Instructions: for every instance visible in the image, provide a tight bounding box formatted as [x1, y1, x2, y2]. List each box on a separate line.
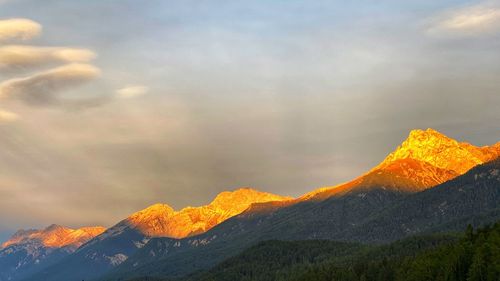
[0, 225, 105, 281]
[104, 152, 500, 280]
[5, 188, 290, 281]
[1, 128, 499, 281]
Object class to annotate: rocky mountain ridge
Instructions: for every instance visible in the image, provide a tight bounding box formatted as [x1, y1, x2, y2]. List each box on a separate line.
[0, 224, 105, 281]
[1, 224, 105, 250]
[302, 128, 500, 199]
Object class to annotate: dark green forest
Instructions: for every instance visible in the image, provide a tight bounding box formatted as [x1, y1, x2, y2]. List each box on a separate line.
[130, 222, 499, 281]
[291, 223, 499, 281]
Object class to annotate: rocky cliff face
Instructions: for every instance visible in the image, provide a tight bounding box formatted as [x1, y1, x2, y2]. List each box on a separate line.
[121, 188, 292, 239]
[303, 128, 500, 199]
[378, 128, 500, 174]
[1, 224, 106, 250]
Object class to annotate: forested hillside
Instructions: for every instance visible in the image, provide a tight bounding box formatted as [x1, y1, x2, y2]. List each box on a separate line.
[129, 222, 499, 281]
[292, 223, 499, 281]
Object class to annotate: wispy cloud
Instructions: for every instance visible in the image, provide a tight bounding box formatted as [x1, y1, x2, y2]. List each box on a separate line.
[427, 1, 500, 37]
[0, 45, 96, 71]
[0, 109, 18, 122]
[0, 63, 101, 106]
[0, 17, 107, 110]
[0, 18, 41, 42]
[116, 85, 149, 99]
[0, 16, 142, 112]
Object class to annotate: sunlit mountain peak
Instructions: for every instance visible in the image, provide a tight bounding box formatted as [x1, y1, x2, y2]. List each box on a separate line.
[1, 225, 106, 249]
[128, 204, 175, 221]
[115, 188, 292, 239]
[207, 187, 292, 213]
[379, 128, 500, 174]
[302, 128, 500, 200]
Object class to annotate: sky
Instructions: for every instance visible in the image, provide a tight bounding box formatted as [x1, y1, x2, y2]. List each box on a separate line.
[1, 0, 500, 241]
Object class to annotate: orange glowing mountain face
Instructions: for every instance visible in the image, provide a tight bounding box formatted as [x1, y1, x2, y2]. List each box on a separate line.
[377, 128, 500, 174]
[125, 188, 293, 239]
[304, 128, 500, 199]
[1, 224, 106, 249]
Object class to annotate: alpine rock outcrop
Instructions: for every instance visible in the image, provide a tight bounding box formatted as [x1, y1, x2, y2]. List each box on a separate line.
[303, 128, 500, 199]
[0, 225, 105, 281]
[124, 188, 292, 238]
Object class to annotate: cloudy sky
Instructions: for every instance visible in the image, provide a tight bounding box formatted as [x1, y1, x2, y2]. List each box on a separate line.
[1, 0, 500, 240]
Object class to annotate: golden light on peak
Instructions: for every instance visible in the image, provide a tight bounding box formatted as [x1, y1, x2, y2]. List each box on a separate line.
[301, 128, 500, 200]
[1, 225, 106, 249]
[125, 188, 292, 239]
[380, 128, 499, 175]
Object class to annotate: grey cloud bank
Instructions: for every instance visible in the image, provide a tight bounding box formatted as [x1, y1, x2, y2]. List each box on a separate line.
[0, 0, 499, 241]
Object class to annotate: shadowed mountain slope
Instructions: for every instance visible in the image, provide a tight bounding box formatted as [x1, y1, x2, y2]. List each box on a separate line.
[183, 222, 498, 281]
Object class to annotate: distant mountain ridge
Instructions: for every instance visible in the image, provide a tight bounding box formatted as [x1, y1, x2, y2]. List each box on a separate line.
[123, 188, 292, 238]
[0, 225, 105, 281]
[85, 188, 292, 246]
[23, 188, 291, 281]
[1, 224, 105, 249]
